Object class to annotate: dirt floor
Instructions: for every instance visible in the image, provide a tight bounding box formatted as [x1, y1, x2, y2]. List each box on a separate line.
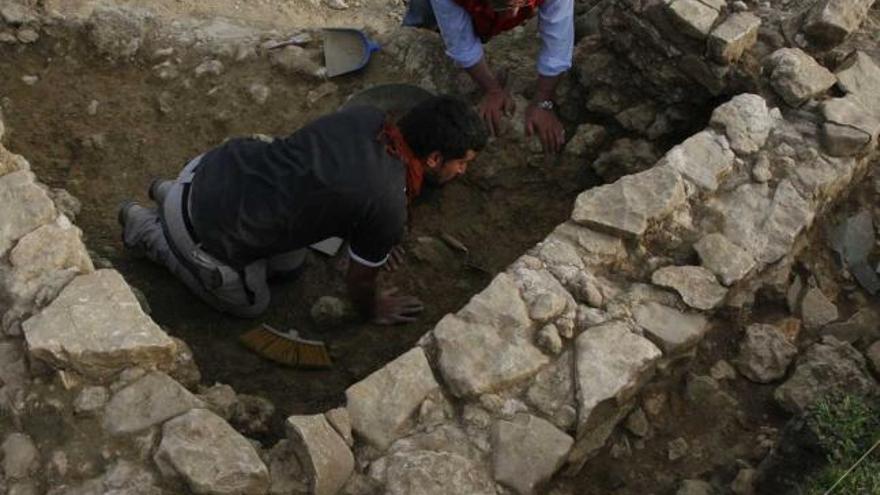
[44, 0, 407, 34]
[0, 30, 587, 440]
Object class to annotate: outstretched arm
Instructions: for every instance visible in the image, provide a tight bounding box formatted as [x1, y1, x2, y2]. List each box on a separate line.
[527, 0, 574, 153]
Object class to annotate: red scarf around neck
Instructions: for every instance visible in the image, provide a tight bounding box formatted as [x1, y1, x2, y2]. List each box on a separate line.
[380, 122, 425, 204]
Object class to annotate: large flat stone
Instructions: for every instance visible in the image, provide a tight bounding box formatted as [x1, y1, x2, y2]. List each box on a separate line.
[103, 372, 204, 435]
[492, 414, 574, 495]
[659, 130, 735, 191]
[0, 170, 56, 256]
[709, 93, 772, 155]
[574, 321, 661, 448]
[835, 51, 880, 116]
[154, 408, 269, 495]
[633, 302, 709, 354]
[821, 95, 880, 156]
[345, 347, 439, 450]
[22, 270, 178, 379]
[572, 165, 686, 239]
[434, 313, 549, 398]
[694, 233, 757, 286]
[652, 266, 727, 310]
[766, 48, 837, 107]
[804, 0, 876, 47]
[708, 12, 761, 64]
[286, 414, 354, 495]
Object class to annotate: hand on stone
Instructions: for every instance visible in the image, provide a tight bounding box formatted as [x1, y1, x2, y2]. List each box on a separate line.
[525, 103, 565, 154]
[373, 287, 424, 325]
[479, 87, 515, 137]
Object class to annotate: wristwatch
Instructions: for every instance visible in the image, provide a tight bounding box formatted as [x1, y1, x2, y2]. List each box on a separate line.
[536, 99, 555, 111]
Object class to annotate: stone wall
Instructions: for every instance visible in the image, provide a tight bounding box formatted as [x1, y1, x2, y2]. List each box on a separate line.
[1, 1, 879, 494]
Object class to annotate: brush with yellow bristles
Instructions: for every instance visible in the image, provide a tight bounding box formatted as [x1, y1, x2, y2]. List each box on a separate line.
[239, 324, 332, 369]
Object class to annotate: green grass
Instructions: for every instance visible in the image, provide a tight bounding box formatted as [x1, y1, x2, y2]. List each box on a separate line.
[805, 395, 880, 495]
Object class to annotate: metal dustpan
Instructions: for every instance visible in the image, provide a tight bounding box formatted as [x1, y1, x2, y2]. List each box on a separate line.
[341, 83, 434, 115]
[323, 28, 380, 77]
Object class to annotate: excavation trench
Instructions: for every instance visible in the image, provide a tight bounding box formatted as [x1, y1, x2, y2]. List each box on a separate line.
[0, 31, 605, 439]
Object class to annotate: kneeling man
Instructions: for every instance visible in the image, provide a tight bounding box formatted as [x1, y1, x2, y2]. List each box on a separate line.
[119, 96, 487, 324]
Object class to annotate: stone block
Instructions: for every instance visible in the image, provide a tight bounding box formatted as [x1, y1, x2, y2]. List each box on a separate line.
[708, 12, 761, 64]
[652, 265, 727, 310]
[800, 288, 839, 329]
[345, 347, 439, 450]
[103, 372, 204, 435]
[0, 146, 32, 177]
[377, 450, 496, 495]
[564, 124, 607, 156]
[0, 170, 56, 256]
[835, 51, 880, 116]
[667, 0, 720, 38]
[525, 351, 577, 431]
[457, 272, 532, 338]
[434, 314, 549, 398]
[572, 165, 686, 239]
[491, 414, 574, 495]
[709, 93, 772, 155]
[286, 414, 354, 495]
[23, 270, 178, 379]
[766, 48, 837, 107]
[711, 181, 814, 265]
[736, 324, 797, 383]
[0, 216, 94, 328]
[694, 233, 757, 286]
[550, 222, 627, 265]
[574, 321, 661, 456]
[820, 95, 880, 156]
[659, 130, 735, 191]
[803, 0, 876, 47]
[775, 337, 879, 414]
[154, 408, 269, 494]
[633, 302, 710, 354]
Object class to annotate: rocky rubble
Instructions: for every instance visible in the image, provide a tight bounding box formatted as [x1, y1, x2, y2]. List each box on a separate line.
[0, 1, 879, 494]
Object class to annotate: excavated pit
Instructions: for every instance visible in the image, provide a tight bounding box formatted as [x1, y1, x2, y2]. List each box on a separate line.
[0, 29, 605, 438]
[3, 2, 879, 493]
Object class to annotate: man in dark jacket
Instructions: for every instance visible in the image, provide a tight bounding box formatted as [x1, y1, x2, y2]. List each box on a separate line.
[119, 95, 487, 323]
[404, 0, 573, 153]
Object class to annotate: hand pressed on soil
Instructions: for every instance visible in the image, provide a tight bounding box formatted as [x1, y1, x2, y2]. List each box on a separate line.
[479, 87, 516, 137]
[525, 103, 565, 154]
[373, 287, 424, 325]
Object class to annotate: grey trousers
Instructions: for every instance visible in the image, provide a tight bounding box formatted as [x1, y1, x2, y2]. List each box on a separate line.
[122, 156, 306, 318]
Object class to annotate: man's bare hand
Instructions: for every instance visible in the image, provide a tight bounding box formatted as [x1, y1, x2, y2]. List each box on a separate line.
[525, 103, 565, 154]
[383, 245, 406, 272]
[479, 87, 516, 137]
[373, 287, 424, 325]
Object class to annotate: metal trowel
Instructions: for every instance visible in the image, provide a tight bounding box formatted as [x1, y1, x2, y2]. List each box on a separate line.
[323, 28, 381, 77]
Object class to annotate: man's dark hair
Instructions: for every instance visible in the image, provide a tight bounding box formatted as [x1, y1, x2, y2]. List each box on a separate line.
[398, 95, 488, 161]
